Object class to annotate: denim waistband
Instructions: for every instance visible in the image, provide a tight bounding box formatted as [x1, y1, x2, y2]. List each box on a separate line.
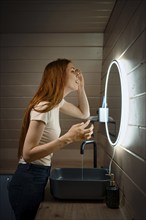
[18, 163, 51, 171]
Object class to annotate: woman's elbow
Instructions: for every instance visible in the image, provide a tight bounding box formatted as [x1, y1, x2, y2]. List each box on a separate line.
[22, 151, 32, 163]
[83, 110, 90, 119]
[81, 112, 90, 120]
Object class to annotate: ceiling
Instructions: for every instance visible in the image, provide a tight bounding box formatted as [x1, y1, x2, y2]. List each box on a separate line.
[0, 0, 116, 33]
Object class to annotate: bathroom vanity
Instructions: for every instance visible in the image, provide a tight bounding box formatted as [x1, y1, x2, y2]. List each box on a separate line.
[36, 172, 125, 220]
[0, 161, 126, 220]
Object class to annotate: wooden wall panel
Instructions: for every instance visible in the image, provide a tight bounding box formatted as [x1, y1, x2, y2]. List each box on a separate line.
[0, 97, 31, 108]
[98, 1, 146, 220]
[0, 47, 102, 60]
[125, 126, 146, 159]
[104, 0, 142, 60]
[103, 0, 145, 75]
[0, 33, 103, 167]
[129, 95, 146, 127]
[128, 63, 146, 97]
[112, 161, 146, 220]
[0, 60, 101, 73]
[0, 33, 103, 47]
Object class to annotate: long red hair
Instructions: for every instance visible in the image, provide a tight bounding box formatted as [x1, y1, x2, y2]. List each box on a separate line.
[18, 58, 71, 158]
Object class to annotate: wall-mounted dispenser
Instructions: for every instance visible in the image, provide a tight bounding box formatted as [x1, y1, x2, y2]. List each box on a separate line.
[99, 107, 109, 123]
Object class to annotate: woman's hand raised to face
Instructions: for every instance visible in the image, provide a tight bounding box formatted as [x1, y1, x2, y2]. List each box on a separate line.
[75, 69, 84, 89]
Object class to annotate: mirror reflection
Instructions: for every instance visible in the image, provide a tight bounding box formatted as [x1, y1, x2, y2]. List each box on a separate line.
[106, 62, 122, 144]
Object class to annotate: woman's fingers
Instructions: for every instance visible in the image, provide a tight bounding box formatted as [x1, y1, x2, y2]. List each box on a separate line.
[73, 120, 90, 129]
[84, 125, 94, 138]
[75, 69, 84, 87]
[67, 120, 94, 142]
[80, 120, 90, 128]
[79, 121, 94, 139]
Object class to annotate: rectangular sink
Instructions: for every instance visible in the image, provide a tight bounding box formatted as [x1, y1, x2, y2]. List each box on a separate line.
[49, 168, 111, 200]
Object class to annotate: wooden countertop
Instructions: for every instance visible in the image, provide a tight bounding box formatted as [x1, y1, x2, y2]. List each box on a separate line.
[35, 183, 126, 220]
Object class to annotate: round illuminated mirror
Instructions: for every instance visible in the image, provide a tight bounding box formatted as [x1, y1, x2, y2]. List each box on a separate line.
[104, 60, 129, 147]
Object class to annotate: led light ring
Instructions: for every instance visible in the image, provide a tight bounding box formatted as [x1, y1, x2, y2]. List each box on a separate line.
[104, 60, 129, 147]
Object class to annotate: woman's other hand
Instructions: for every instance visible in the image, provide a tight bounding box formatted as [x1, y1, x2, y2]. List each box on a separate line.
[60, 120, 94, 144]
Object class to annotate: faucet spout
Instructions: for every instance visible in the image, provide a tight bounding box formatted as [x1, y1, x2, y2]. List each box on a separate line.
[80, 140, 97, 168]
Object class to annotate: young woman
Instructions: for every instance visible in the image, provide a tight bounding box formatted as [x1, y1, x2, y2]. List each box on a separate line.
[8, 58, 93, 220]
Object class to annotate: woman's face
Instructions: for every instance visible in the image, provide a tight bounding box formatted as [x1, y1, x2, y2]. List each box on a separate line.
[64, 62, 80, 96]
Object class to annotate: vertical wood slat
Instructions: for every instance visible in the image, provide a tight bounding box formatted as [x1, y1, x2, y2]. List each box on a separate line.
[99, 1, 146, 220]
[0, 33, 103, 163]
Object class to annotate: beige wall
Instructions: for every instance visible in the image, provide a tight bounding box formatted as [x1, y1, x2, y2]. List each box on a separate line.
[98, 0, 146, 220]
[0, 1, 146, 219]
[0, 33, 103, 168]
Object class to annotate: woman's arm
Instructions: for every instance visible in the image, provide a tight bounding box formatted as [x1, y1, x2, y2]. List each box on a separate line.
[60, 72, 90, 119]
[22, 120, 93, 163]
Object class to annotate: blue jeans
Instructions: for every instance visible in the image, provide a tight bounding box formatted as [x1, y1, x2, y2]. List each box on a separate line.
[8, 163, 51, 220]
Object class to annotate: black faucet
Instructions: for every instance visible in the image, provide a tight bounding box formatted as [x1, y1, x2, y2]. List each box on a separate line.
[80, 140, 97, 168]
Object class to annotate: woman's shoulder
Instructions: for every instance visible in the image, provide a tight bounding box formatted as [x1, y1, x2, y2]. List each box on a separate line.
[32, 99, 64, 112]
[33, 101, 49, 111]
